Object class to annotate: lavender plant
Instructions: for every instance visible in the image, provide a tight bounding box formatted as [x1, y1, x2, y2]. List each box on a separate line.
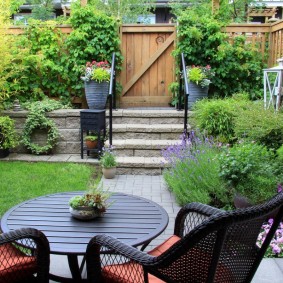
[162, 131, 228, 207]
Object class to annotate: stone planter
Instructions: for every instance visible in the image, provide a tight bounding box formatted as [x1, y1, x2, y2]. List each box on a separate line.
[84, 80, 109, 109]
[69, 206, 102, 220]
[187, 82, 209, 110]
[102, 167, 116, 179]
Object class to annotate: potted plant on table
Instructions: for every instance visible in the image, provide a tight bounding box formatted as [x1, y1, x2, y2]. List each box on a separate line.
[81, 60, 111, 109]
[100, 146, 117, 179]
[186, 65, 215, 109]
[0, 116, 18, 158]
[69, 182, 112, 220]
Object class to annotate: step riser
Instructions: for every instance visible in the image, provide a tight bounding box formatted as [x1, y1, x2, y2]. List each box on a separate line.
[113, 132, 182, 140]
[116, 149, 164, 157]
[112, 117, 184, 125]
[116, 167, 164, 175]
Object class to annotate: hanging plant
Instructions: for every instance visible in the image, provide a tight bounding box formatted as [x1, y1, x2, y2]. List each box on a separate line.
[22, 99, 66, 155]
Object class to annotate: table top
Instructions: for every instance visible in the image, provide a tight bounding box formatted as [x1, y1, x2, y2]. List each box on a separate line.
[1, 192, 169, 255]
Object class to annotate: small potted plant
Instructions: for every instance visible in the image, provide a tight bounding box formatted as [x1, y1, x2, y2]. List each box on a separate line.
[0, 116, 18, 158]
[81, 60, 111, 109]
[84, 135, 99, 149]
[100, 146, 117, 179]
[186, 65, 214, 88]
[69, 181, 112, 220]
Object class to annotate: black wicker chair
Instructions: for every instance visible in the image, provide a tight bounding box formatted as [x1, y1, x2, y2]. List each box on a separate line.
[0, 228, 50, 283]
[86, 192, 283, 283]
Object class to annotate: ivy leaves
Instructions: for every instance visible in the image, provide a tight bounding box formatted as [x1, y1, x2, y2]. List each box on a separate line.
[22, 99, 66, 155]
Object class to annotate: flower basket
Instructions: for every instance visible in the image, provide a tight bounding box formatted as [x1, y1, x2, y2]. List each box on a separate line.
[84, 80, 109, 109]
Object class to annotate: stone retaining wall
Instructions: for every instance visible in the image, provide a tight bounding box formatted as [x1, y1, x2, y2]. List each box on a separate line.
[4, 109, 83, 154]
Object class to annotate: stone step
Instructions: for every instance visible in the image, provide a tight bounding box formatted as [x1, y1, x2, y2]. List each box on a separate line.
[108, 139, 179, 157]
[116, 156, 168, 175]
[109, 109, 188, 125]
[111, 124, 185, 140]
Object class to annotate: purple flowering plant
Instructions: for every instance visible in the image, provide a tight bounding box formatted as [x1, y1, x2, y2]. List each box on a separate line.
[99, 146, 117, 168]
[162, 131, 228, 206]
[257, 185, 283, 258]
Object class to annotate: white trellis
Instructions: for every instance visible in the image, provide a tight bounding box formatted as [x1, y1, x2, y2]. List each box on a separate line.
[263, 58, 283, 111]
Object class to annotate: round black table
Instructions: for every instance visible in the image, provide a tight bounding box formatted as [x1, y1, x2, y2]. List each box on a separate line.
[1, 192, 169, 282]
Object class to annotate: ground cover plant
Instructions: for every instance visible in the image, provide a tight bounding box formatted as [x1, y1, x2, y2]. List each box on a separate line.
[0, 161, 100, 217]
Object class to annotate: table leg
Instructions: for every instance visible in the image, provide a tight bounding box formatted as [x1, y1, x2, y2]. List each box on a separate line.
[68, 254, 83, 282]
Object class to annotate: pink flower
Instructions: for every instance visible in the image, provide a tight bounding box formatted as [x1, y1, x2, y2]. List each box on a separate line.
[272, 244, 281, 254]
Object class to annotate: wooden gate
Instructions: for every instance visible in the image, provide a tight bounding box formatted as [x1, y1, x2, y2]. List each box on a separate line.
[118, 24, 176, 108]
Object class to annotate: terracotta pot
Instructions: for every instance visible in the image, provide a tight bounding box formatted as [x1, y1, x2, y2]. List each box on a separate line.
[102, 167, 116, 179]
[85, 140, 98, 149]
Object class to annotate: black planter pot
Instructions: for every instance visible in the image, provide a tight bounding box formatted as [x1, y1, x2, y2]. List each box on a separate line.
[0, 148, 9, 158]
[187, 82, 209, 110]
[84, 80, 109, 109]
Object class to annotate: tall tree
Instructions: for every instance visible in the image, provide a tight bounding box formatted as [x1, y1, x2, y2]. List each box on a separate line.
[88, 0, 155, 23]
[25, 0, 55, 20]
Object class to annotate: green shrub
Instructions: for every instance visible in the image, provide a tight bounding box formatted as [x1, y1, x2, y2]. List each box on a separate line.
[218, 142, 282, 204]
[162, 132, 228, 208]
[234, 102, 283, 151]
[192, 94, 248, 142]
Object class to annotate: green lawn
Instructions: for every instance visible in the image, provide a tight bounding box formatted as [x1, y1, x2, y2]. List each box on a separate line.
[0, 161, 100, 217]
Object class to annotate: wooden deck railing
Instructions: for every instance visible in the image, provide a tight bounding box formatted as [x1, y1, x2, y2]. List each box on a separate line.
[6, 20, 283, 67]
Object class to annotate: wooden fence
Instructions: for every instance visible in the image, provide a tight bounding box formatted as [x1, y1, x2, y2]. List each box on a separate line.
[225, 20, 283, 67]
[7, 20, 283, 67]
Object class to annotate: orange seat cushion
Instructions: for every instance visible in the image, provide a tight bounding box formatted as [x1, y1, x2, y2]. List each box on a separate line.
[102, 235, 181, 283]
[0, 243, 37, 283]
[148, 235, 181, 257]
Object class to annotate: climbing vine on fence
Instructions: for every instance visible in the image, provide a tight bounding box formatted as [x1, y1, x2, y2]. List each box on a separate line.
[174, 9, 265, 99]
[2, 6, 122, 105]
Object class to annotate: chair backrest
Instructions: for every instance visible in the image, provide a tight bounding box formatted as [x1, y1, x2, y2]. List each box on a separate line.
[0, 228, 50, 283]
[149, 192, 283, 283]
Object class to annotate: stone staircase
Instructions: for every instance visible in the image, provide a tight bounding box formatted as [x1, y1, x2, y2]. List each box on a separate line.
[108, 109, 186, 175]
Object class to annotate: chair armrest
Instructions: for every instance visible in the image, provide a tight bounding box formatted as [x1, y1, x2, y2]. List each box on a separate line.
[174, 202, 224, 237]
[87, 234, 155, 263]
[86, 234, 158, 283]
[0, 228, 50, 283]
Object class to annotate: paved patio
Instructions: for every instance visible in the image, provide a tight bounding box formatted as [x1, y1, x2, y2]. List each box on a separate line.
[50, 174, 283, 282]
